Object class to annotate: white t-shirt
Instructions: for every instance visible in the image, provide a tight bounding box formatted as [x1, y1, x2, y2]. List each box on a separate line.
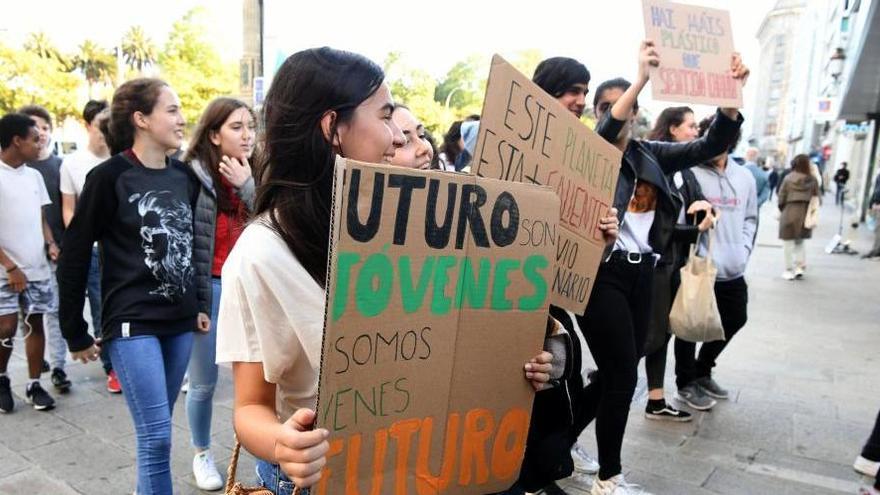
[59, 149, 106, 197]
[216, 217, 325, 421]
[0, 159, 51, 281]
[614, 210, 655, 255]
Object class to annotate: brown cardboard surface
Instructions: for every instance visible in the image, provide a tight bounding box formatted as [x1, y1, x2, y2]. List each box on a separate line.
[314, 158, 560, 494]
[642, 0, 742, 107]
[473, 55, 621, 315]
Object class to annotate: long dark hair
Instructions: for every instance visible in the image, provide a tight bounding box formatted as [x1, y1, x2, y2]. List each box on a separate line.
[184, 97, 256, 212]
[648, 106, 693, 142]
[440, 121, 463, 167]
[101, 78, 168, 155]
[791, 154, 812, 175]
[255, 47, 384, 287]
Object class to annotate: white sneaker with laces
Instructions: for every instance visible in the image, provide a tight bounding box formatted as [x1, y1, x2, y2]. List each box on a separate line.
[590, 474, 652, 495]
[193, 450, 224, 491]
[572, 443, 600, 474]
[782, 270, 796, 281]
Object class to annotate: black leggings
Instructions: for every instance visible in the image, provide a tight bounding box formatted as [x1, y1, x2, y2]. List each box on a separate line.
[675, 277, 748, 389]
[645, 265, 680, 391]
[862, 408, 880, 462]
[569, 259, 654, 480]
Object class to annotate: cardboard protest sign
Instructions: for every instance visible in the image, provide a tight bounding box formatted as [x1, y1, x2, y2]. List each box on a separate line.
[642, 0, 742, 107]
[314, 158, 560, 495]
[474, 55, 621, 315]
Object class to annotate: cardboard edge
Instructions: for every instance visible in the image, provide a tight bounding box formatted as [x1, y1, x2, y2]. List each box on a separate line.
[314, 156, 348, 431]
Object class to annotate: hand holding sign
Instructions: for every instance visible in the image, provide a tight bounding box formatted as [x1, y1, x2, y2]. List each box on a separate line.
[525, 351, 554, 391]
[729, 52, 750, 88]
[637, 39, 662, 84]
[276, 408, 330, 488]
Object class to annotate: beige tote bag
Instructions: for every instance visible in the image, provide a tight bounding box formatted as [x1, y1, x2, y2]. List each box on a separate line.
[669, 227, 725, 343]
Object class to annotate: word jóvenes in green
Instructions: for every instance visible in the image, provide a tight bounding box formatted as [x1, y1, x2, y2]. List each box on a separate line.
[332, 170, 550, 321]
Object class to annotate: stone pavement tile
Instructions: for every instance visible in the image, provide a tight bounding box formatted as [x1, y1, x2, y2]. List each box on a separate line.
[52, 391, 134, 439]
[792, 412, 868, 464]
[70, 463, 137, 495]
[753, 449, 856, 486]
[616, 441, 716, 486]
[695, 402, 794, 454]
[703, 467, 840, 495]
[23, 434, 133, 487]
[674, 437, 759, 468]
[0, 408, 82, 452]
[734, 387, 838, 419]
[622, 469, 719, 495]
[0, 442, 30, 477]
[0, 467, 80, 494]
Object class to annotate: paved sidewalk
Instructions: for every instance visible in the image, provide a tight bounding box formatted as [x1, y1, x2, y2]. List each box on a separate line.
[0, 196, 878, 494]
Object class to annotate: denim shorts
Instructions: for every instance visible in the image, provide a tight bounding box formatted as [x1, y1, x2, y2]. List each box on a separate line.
[255, 459, 307, 495]
[0, 278, 57, 317]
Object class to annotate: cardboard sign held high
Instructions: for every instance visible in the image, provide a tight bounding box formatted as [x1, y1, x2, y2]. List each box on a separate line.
[474, 55, 621, 315]
[314, 158, 559, 495]
[642, 0, 742, 108]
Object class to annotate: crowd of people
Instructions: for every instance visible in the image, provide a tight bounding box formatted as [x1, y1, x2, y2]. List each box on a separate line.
[0, 39, 878, 495]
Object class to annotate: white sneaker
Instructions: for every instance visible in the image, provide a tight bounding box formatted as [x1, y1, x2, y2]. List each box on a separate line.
[782, 270, 796, 281]
[192, 450, 224, 491]
[572, 443, 600, 475]
[567, 471, 595, 491]
[794, 266, 805, 279]
[854, 454, 880, 477]
[590, 474, 652, 495]
[181, 377, 189, 394]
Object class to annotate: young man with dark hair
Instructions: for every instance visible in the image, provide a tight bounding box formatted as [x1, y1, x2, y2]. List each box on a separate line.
[674, 114, 756, 403]
[0, 113, 60, 412]
[18, 105, 71, 392]
[58, 100, 118, 393]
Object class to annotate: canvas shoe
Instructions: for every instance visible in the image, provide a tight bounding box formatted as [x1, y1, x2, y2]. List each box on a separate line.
[193, 450, 224, 491]
[572, 443, 600, 474]
[695, 376, 729, 400]
[645, 402, 693, 422]
[675, 383, 717, 411]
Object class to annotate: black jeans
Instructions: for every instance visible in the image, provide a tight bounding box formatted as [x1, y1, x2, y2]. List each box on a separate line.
[645, 265, 680, 391]
[675, 277, 748, 389]
[569, 258, 654, 480]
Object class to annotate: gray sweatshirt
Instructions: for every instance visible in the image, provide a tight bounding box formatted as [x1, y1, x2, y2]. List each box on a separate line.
[691, 157, 758, 281]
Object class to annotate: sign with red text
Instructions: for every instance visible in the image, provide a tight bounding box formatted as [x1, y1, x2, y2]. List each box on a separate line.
[314, 158, 559, 495]
[642, 0, 742, 108]
[474, 55, 621, 315]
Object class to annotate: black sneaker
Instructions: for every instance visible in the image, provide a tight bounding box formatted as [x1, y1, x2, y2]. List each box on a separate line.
[50, 368, 71, 393]
[645, 402, 693, 422]
[675, 383, 717, 411]
[25, 382, 55, 411]
[41, 359, 50, 373]
[695, 376, 729, 400]
[0, 376, 13, 413]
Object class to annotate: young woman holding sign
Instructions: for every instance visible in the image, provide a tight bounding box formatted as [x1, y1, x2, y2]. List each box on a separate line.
[569, 41, 748, 495]
[215, 47, 555, 494]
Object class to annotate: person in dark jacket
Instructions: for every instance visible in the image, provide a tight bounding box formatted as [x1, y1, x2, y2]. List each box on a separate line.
[779, 154, 820, 279]
[58, 78, 207, 495]
[183, 97, 257, 490]
[833, 162, 850, 205]
[642, 106, 719, 422]
[558, 40, 748, 495]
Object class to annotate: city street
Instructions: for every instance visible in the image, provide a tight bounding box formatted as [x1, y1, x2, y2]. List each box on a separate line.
[0, 197, 878, 494]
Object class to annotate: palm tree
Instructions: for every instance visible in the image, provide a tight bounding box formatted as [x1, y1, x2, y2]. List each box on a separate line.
[74, 40, 117, 98]
[121, 26, 157, 74]
[24, 31, 68, 67]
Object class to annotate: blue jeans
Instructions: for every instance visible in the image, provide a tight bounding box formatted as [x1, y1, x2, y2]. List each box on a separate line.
[109, 331, 193, 495]
[256, 460, 304, 495]
[186, 278, 221, 449]
[87, 246, 112, 374]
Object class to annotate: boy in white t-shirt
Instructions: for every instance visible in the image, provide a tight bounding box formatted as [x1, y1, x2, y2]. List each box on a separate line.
[59, 100, 119, 393]
[0, 113, 61, 413]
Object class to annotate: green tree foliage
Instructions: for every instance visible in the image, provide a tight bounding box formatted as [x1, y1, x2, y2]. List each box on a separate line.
[434, 55, 488, 119]
[24, 32, 69, 67]
[73, 39, 117, 98]
[383, 52, 450, 136]
[122, 26, 158, 73]
[158, 8, 237, 126]
[0, 42, 79, 121]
